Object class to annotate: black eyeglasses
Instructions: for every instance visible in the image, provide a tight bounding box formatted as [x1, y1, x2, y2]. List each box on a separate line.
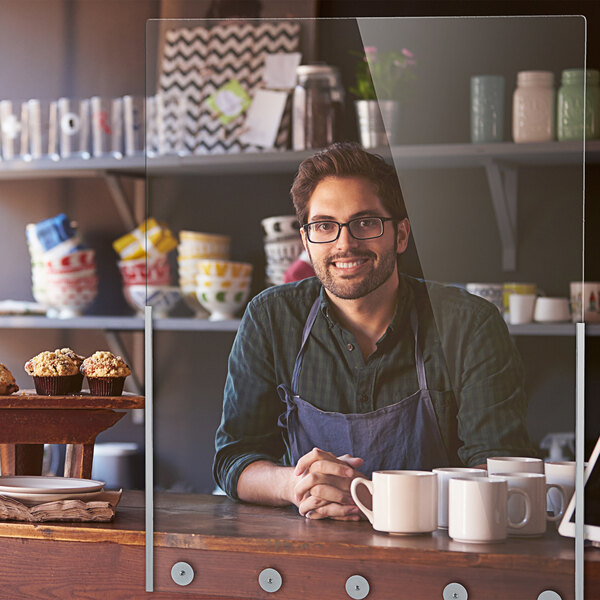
[302, 217, 395, 244]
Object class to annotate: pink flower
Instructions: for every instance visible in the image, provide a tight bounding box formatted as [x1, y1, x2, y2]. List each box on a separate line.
[401, 48, 414, 59]
[364, 46, 378, 54]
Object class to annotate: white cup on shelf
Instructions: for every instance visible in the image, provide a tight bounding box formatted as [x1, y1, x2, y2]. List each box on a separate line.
[508, 293, 537, 324]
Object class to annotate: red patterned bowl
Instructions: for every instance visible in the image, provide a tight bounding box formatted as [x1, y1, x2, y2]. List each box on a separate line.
[45, 249, 96, 275]
[118, 256, 171, 286]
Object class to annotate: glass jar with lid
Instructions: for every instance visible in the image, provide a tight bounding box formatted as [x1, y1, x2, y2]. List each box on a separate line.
[292, 64, 344, 150]
[557, 68, 600, 141]
[512, 71, 556, 143]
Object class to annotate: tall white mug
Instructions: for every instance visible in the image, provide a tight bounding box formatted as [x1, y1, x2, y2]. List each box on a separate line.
[433, 467, 487, 529]
[350, 471, 437, 534]
[490, 472, 566, 536]
[449, 477, 531, 543]
[487, 456, 544, 475]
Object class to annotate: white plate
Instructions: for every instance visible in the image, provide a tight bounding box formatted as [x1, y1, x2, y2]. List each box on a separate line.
[0, 476, 105, 494]
[0, 489, 104, 506]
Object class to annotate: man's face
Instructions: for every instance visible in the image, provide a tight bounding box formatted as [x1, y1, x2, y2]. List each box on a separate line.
[301, 176, 410, 300]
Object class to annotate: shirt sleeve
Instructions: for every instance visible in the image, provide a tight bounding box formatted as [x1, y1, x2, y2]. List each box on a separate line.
[455, 306, 537, 466]
[213, 296, 287, 500]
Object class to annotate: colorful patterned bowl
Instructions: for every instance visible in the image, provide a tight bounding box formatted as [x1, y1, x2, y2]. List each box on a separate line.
[118, 256, 171, 286]
[181, 284, 210, 318]
[197, 260, 253, 279]
[45, 275, 98, 319]
[196, 286, 251, 321]
[124, 285, 181, 318]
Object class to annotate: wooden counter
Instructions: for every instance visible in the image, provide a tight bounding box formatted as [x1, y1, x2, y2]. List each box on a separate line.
[0, 491, 598, 599]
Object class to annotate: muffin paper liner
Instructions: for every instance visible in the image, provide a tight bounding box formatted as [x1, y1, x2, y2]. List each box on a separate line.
[33, 374, 81, 396]
[87, 376, 126, 396]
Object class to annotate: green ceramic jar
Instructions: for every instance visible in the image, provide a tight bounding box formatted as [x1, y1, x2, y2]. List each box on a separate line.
[557, 68, 600, 140]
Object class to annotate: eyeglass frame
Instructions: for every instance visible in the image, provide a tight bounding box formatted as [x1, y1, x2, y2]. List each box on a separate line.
[301, 216, 396, 244]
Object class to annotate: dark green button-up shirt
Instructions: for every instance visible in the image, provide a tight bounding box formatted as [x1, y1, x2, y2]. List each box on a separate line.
[214, 275, 534, 500]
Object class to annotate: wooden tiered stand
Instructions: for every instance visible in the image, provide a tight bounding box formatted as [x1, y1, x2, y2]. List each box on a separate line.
[0, 390, 144, 478]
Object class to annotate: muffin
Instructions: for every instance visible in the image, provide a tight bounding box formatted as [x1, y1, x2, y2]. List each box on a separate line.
[24, 348, 84, 395]
[81, 351, 131, 396]
[0, 363, 19, 395]
[56, 347, 85, 393]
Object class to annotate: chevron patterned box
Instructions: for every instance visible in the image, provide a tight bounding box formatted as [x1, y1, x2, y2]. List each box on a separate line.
[158, 21, 301, 155]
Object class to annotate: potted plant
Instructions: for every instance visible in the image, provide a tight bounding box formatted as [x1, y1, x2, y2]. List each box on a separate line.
[349, 46, 417, 147]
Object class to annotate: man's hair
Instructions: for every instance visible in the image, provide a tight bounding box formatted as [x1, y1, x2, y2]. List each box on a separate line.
[290, 142, 408, 225]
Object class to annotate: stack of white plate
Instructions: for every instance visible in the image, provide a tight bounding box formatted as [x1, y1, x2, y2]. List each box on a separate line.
[261, 215, 303, 286]
[0, 476, 105, 506]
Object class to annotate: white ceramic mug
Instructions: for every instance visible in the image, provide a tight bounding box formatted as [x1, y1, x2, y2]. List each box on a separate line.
[545, 461, 576, 517]
[432, 467, 487, 529]
[490, 472, 566, 536]
[350, 471, 437, 534]
[509, 293, 537, 324]
[487, 456, 544, 475]
[448, 477, 531, 543]
[534, 297, 570, 322]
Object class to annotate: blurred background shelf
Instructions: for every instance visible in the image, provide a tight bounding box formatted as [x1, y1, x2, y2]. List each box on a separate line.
[0, 315, 597, 336]
[1, 141, 599, 180]
[507, 323, 600, 336]
[0, 315, 240, 332]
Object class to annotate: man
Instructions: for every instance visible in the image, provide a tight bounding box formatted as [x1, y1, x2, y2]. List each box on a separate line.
[214, 142, 534, 521]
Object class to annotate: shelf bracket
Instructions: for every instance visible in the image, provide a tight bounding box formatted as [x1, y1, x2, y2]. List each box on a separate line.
[103, 174, 137, 231]
[484, 159, 518, 271]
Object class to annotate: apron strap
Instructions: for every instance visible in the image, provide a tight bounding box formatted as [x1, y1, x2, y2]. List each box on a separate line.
[410, 305, 428, 391]
[291, 297, 321, 395]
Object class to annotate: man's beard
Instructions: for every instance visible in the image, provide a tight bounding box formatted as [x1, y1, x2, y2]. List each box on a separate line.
[307, 244, 398, 300]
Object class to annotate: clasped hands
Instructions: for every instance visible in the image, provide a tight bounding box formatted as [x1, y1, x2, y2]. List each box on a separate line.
[289, 447, 366, 521]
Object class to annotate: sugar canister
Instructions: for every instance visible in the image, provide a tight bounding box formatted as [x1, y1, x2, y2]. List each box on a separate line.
[293, 64, 344, 150]
[512, 71, 556, 143]
[557, 68, 600, 141]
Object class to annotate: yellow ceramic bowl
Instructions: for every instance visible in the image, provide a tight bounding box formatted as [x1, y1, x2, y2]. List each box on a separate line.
[197, 260, 253, 279]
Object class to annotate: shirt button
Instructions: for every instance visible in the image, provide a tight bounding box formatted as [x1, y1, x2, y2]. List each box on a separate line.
[347, 343, 354, 351]
[360, 394, 369, 403]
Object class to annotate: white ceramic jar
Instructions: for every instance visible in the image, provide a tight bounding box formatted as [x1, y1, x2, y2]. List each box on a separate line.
[512, 71, 556, 143]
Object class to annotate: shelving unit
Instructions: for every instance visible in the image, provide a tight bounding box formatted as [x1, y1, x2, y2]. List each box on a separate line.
[1, 140, 596, 340]
[3, 140, 597, 271]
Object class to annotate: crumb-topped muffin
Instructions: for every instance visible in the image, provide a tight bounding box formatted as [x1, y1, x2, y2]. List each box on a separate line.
[81, 351, 131, 396]
[0, 363, 19, 395]
[24, 348, 85, 395]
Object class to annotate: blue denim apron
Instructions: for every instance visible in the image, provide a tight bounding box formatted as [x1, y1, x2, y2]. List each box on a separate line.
[277, 297, 449, 477]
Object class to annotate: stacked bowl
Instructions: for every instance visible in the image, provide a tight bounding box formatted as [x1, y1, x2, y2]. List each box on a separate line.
[26, 215, 97, 319]
[196, 259, 252, 321]
[26, 223, 51, 312]
[178, 231, 231, 317]
[45, 249, 98, 319]
[262, 215, 303, 286]
[118, 255, 174, 317]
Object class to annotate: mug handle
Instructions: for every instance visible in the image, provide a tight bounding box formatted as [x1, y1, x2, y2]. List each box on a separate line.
[350, 477, 374, 524]
[546, 483, 567, 522]
[507, 488, 531, 529]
